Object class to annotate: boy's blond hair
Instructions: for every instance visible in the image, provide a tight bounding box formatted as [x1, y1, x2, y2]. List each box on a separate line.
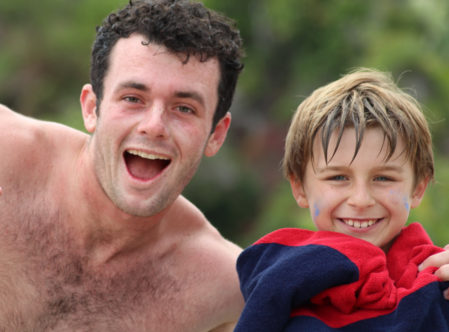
[283, 68, 434, 187]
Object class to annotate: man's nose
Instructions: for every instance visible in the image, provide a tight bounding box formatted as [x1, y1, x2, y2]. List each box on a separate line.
[136, 104, 169, 138]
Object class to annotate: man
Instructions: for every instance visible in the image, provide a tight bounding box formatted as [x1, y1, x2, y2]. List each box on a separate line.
[0, 0, 244, 330]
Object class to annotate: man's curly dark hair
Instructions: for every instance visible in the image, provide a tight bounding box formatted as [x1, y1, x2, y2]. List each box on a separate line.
[91, 0, 244, 128]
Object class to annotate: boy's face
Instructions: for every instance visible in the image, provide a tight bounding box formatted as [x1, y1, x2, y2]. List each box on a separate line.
[290, 127, 428, 252]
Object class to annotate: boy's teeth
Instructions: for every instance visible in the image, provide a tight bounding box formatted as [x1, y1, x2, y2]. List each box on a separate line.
[343, 219, 376, 229]
[128, 150, 169, 160]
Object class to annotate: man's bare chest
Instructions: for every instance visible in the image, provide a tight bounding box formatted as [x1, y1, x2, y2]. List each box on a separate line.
[0, 211, 206, 331]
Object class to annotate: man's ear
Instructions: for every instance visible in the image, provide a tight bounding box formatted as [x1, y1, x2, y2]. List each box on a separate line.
[289, 175, 310, 208]
[204, 112, 231, 157]
[410, 177, 430, 209]
[80, 84, 98, 133]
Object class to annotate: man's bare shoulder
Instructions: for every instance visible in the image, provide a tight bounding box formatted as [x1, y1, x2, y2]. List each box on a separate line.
[0, 104, 86, 139]
[0, 105, 86, 164]
[0, 104, 88, 197]
[166, 196, 244, 330]
[171, 195, 242, 254]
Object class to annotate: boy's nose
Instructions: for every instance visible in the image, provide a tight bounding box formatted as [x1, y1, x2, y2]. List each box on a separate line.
[137, 104, 169, 138]
[347, 183, 375, 208]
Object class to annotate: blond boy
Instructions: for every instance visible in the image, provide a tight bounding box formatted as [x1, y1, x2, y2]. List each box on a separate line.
[235, 69, 449, 331]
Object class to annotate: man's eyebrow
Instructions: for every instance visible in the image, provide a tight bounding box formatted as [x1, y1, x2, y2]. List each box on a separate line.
[115, 81, 149, 92]
[175, 91, 205, 107]
[113, 82, 206, 106]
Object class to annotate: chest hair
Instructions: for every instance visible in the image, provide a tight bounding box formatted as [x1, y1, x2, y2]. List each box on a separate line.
[1, 198, 182, 331]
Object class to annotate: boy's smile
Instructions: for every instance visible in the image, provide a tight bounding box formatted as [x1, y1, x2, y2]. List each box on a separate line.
[340, 218, 380, 229]
[290, 127, 428, 252]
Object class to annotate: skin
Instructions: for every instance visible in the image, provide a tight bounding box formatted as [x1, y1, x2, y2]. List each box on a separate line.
[290, 127, 428, 252]
[0, 34, 243, 331]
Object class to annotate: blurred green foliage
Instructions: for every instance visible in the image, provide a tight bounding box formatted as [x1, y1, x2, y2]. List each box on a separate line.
[1, 0, 449, 247]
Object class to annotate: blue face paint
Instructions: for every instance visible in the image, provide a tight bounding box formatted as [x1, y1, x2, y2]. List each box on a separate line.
[314, 203, 320, 219]
[403, 197, 410, 212]
[390, 190, 410, 212]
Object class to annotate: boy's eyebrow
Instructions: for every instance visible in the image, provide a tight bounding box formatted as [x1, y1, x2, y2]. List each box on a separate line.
[114, 81, 206, 107]
[314, 165, 348, 173]
[371, 165, 405, 173]
[315, 165, 405, 173]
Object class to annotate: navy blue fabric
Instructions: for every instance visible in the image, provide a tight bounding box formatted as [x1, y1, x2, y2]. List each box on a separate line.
[235, 244, 359, 332]
[235, 225, 449, 332]
[285, 282, 449, 331]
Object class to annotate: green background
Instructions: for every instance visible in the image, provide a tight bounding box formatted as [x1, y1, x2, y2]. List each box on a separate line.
[1, 0, 449, 247]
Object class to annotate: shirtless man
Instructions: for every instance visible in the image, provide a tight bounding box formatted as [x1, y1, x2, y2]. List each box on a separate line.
[0, 0, 244, 331]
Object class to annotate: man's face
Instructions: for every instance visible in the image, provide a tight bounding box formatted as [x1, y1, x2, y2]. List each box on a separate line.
[82, 34, 230, 217]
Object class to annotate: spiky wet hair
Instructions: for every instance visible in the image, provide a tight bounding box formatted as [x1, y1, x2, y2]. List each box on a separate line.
[283, 68, 434, 187]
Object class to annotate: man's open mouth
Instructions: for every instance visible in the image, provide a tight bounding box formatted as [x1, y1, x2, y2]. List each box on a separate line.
[124, 149, 171, 181]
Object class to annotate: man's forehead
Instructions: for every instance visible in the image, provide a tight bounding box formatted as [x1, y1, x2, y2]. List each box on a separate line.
[106, 35, 220, 90]
[110, 34, 219, 68]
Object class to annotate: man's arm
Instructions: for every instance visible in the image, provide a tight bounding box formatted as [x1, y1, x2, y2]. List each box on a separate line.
[419, 245, 449, 299]
[210, 321, 236, 332]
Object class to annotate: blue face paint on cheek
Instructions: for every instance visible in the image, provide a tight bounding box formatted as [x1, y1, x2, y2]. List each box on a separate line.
[389, 190, 410, 211]
[403, 197, 410, 212]
[314, 203, 320, 219]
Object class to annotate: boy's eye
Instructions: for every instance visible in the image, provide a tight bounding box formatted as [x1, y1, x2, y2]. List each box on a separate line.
[329, 175, 347, 181]
[374, 176, 392, 182]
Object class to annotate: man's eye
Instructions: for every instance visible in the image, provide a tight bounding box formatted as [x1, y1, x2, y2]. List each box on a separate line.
[124, 96, 140, 103]
[177, 105, 194, 114]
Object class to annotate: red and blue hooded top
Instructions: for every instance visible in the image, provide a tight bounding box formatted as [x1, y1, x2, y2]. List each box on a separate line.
[235, 223, 449, 331]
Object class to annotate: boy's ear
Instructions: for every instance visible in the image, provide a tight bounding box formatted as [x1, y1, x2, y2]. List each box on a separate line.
[204, 112, 231, 157]
[289, 175, 310, 208]
[80, 84, 98, 133]
[410, 177, 430, 209]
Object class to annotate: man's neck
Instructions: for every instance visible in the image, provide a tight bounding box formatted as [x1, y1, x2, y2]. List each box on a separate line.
[63, 143, 174, 267]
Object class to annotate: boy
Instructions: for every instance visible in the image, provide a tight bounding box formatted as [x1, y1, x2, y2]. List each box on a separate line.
[235, 69, 449, 331]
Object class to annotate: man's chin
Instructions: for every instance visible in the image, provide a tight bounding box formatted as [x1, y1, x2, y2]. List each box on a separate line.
[114, 195, 173, 218]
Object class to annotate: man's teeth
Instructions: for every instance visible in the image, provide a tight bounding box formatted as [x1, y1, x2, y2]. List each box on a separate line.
[343, 219, 377, 229]
[127, 150, 169, 160]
